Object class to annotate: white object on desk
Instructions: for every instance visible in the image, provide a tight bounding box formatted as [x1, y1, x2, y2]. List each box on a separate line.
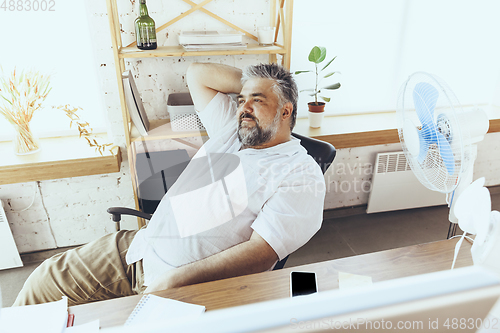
[0, 204, 22, 271]
[0, 297, 67, 333]
[125, 294, 205, 326]
[338, 272, 373, 290]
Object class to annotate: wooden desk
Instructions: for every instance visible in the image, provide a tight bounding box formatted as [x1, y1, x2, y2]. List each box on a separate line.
[0, 135, 121, 185]
[69, 239, 473, 328]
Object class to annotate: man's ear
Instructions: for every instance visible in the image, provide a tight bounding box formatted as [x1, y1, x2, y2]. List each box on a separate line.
[281, 102, 293, 120]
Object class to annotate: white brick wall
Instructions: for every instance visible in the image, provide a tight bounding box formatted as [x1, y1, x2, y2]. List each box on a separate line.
[0, 162, 136, 253]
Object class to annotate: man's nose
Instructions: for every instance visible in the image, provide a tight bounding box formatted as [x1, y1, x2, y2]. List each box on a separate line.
[241, 100, 253, 112]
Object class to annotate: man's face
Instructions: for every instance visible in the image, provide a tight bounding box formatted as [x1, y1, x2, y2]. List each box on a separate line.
[236, 78, 282, 148]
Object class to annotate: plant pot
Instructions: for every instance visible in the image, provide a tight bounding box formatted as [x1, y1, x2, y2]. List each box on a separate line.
[308, 102, 325, 113]
[308, 102, 325, 128]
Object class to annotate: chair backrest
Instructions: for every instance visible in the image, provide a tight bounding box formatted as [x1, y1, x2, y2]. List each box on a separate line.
[291, 132, 336, 174]
[135, 149, 191, 214]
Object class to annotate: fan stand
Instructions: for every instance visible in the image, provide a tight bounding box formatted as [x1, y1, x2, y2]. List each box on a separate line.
[447, 144, 478, 239]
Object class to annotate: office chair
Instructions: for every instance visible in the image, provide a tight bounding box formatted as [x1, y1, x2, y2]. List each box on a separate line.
[107, 132, 336, 270]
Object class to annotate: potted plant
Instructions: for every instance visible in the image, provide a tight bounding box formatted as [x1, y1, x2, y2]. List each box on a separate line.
[295, 46, 341, 128]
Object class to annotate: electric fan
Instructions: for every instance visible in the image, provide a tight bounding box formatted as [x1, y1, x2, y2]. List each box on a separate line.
[396, 72, 498, 270]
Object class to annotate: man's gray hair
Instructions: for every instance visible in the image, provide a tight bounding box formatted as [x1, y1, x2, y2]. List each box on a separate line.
[241, 63, 298, 131]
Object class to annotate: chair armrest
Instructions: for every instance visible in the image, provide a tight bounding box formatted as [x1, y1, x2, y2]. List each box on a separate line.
[107, 207, 153, 221]
[273, 255, 289, 270]
[107, 207, 153, 231]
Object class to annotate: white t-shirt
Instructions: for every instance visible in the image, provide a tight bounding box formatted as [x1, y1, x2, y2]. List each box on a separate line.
[126, 93, 326, 286]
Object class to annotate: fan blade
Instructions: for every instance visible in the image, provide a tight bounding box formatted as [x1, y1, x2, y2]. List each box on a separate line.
[417, 129, 429, 164]
[403, 119, 420, 158]
[413, 82, 439, 133]
[436, 131, 455, 175]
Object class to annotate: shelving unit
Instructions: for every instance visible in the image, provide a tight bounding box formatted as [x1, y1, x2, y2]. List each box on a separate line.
[119, 44, 288, 59]
[105, 0, 294, 227]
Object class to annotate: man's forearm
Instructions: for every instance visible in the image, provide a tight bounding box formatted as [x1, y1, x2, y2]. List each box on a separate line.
[145, 231, 278, 293]
[186, 62, 243, 111]
[188, 62, 243, 94]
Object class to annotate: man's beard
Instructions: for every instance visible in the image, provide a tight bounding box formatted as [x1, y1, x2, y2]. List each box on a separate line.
[237, 110, 281, 148]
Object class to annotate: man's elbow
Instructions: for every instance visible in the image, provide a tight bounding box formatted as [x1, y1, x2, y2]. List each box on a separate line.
[186, 62, 203, 88]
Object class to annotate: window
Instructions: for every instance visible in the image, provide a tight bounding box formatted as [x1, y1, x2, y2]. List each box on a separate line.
[291, 0, 500, 117]
[0, 0, 106, 141]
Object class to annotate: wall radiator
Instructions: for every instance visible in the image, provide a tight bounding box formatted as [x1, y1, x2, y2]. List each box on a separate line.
[366, 152, 447, 214]
[0, 203, 23, 270]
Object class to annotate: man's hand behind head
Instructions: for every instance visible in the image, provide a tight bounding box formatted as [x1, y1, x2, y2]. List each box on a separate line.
[186, 63, 243, 112]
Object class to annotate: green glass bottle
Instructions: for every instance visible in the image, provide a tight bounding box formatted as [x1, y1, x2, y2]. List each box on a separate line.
[135, 0, 157, 50]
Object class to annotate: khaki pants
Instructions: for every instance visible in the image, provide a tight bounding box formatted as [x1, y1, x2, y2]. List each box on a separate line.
[13, 230, 145, 307]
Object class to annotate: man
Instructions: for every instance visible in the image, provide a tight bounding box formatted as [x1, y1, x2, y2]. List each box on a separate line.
[14, 62, 325, 306]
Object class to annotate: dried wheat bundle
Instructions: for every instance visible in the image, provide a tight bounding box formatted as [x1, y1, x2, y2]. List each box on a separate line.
[0, 69, 51, 153]
[0, 68, 51, 125]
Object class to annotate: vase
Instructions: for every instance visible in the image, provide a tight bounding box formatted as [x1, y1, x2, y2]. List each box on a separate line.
[308, 102, 325, 128]
[308, 111, 325, 128]
[13, 122, 41, 155]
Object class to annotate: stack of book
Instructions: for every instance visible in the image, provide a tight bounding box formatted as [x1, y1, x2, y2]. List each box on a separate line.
[178, 30, 246, 51]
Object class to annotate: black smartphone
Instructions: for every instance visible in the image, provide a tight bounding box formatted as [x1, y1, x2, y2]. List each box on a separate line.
[290, 271, 318, 297]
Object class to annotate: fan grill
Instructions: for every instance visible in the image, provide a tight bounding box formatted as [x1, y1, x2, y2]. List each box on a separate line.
[397, 72, 472, 193]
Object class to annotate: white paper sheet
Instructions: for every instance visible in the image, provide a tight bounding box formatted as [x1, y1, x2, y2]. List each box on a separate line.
[0, 297, 68, 333]
[125, 295, 205, 326]
[338, 272, 373, 290]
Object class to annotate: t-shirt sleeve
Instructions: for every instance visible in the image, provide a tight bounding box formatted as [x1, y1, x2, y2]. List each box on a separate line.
[197, 92, 238, 138]
[251, 161, 326, 261]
